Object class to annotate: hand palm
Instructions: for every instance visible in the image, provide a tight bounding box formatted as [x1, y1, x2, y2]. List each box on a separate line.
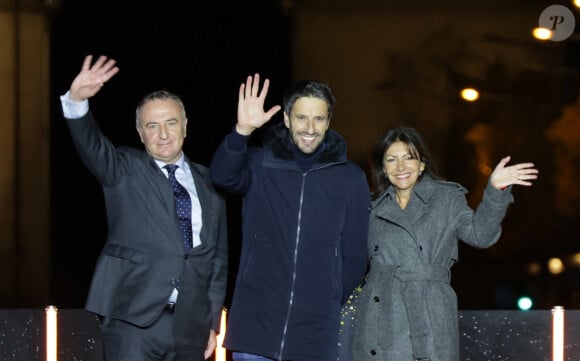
[238, 97, 271, 128]
[69, 55, 119, 101]
[71, 71, 105, 100]
[236, 74, 281, 135]
[490, 156, 538, 189]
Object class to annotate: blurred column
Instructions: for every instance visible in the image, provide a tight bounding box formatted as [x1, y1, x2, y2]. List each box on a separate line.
[0, 0, 57, 306]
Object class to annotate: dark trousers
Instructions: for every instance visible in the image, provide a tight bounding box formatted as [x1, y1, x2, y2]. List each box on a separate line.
[101, 311, 205, 361]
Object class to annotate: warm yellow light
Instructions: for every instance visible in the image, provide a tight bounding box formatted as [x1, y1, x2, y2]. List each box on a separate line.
[527, 262, 542, 276]
[548, 258, 565, 275]
[574, 0, 580, 8]
[461, 88, 479, 102]
[552, 306, 565, 361]
[215, 309, 227, 361]
[477, 163, 492, 176]
[571, 253, 580, 265]
[45, 305, 58, 361]
[533, 27, 552, 40]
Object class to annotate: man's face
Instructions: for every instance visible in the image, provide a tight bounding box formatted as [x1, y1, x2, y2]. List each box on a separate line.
[136, 99, 187, 164]
[283, 97, 330, 154]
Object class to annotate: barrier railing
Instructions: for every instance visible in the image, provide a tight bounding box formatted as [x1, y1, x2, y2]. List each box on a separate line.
[0, 307, 578, 360]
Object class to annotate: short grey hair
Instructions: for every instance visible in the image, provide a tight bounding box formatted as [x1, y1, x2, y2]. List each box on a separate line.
[135, 90, 186, 128]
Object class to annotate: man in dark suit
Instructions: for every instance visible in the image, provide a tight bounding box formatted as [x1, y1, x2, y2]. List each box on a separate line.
[59, 55, 228, 361]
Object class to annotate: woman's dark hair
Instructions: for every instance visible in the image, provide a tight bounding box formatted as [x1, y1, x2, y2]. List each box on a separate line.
[370, 127, 438, 198]
[282, 80, 336, 119]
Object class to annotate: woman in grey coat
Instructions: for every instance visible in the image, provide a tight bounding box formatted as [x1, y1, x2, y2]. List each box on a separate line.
[351, 127, 538, 361]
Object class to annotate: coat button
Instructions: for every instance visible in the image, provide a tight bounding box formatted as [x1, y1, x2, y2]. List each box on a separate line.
[370, 349, 376, 355]
[419, 245, 423, 251]
[373, 245, 379, 251]
[170, 278, 177, 286]
[184, 254, 189, 259]
[373, 296, 380, 302]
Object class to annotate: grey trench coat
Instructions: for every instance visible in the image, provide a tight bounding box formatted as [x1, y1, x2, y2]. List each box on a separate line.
[352, 175, 514, 361]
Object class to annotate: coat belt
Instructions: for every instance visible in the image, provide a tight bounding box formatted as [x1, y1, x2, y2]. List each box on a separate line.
[354, 263, 450, 360]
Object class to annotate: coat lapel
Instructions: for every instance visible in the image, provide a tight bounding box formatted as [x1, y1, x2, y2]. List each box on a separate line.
[143, 153, 176, 216]
[142, 152, 188, 252]
[373, 177, 436, 248]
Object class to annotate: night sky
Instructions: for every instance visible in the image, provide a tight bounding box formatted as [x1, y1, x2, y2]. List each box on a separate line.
[49, 0, 291, 307]
[47, 1, 580, 310]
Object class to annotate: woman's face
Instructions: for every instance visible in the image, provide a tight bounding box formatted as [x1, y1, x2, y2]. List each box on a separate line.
[383, 141, 425, 192]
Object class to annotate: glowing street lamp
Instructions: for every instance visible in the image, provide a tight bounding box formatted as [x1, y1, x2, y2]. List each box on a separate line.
[460, 88, 479, 102]
[548, 257, 564, 275]
[533, 27, 552, 40]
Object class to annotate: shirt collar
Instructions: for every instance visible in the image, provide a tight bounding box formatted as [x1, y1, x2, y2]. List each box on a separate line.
[154, 153, 186, 171]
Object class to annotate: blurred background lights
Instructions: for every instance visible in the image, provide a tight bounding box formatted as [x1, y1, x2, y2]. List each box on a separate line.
[461, 88, 479, 101]
[517, 296, 533, 310]
[477, 162, 492, 176]
[533, 27, 552, 40]
[571, 252, 580, 266]
[574, 0, 580, 8]
[548, 257, 565, 275]
[527, 262, 542, 276]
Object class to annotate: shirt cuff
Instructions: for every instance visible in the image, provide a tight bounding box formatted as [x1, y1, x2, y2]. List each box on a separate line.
[60, 90, 89, 119]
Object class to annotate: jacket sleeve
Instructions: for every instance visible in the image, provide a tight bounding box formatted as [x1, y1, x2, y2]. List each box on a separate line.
[209, 194, 229, 331]
[65, 111, 129, 186]
[340, 168, 370, 304]
[455, 180, 514, 248]
[209, 129, 252, 195]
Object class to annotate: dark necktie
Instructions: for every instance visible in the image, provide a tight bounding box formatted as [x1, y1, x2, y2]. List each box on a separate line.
[164, 164, 193, 251]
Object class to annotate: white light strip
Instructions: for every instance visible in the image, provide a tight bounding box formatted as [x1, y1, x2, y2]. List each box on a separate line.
[552, 305, 564, 361]
[45, 305, 58, 361]
[215, 308, 227, 361]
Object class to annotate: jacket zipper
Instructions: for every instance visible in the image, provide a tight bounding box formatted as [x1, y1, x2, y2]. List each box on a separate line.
[278, 172, 307, 360]
[276, 162, 341, 360]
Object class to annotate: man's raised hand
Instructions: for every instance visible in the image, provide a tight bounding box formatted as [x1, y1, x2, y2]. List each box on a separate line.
[236, 73, 281, 136]
[69, 55, 119, 102]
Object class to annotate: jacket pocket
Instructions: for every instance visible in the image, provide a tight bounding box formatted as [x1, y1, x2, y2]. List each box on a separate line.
[102, 243, 144, 264]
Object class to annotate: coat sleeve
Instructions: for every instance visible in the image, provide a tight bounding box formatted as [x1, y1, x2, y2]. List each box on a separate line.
[209, 194, 229, 331]
[455, 180, 514, 249]
[340, 168, 370, 304]
[65, 111, 129, 186]
[209, 130, 252, 195]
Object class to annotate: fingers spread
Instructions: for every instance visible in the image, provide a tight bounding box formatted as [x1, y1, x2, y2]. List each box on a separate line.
[239, 83, 245, 100]
[92, 55, 107, 70]
[265, 105, 282, 119]
[81, 55, 93, 70]
[259, 78, 270, 100]
[244, 75, 252, 99]
[251, 73, 260, 97]
[498, 155, 511, 167]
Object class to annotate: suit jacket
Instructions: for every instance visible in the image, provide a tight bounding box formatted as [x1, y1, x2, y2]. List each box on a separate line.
[66, 111, 228, 349]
